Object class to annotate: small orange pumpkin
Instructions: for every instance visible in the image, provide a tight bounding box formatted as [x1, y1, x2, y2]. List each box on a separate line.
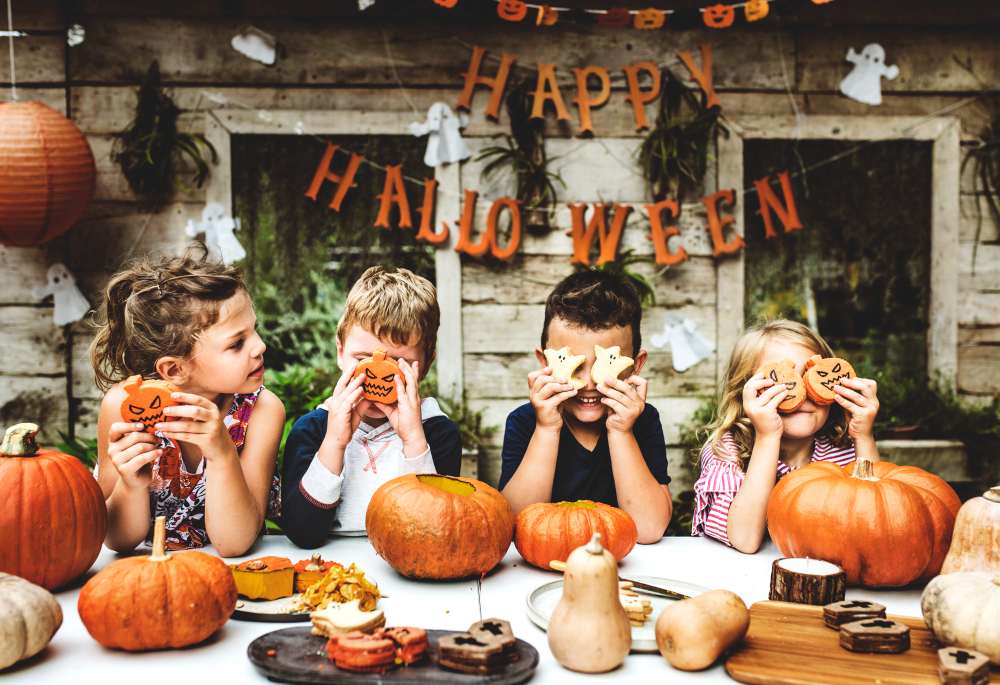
[434, 0, 458, 6]
[702, 3, 735, 28]
[497, 0, 527, 21]
[366, 474, 514, 579]
[597, 7, 631, 27]
[352, 349, 400, 404]
[633, 7, 666, 30]
[802, 355, 855, 405]
[78, 516, 237, 650]
[744, 0, 769, 21]
[515, 501, 638, 570]
[120, 375, 178, 433]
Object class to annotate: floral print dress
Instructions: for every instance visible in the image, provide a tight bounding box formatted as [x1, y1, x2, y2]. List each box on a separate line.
[147, 386, 280, 550]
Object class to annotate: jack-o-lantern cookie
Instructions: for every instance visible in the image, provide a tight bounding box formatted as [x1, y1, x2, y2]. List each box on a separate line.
[353, 349, 401, 404]
[120, 375, 178, 433]
[756, 359, 806, 413]
[591, 345, 634, 386]
[543, 347, 586, 389]
[803, 355, 856, 405]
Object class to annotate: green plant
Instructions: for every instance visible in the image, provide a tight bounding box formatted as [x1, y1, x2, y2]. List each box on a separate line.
[112, 61, 217, 207]
[962, 100, 1000, 274]
[56, 432, 98, 470]
[419, 366, 497, 454]
[588, 249, 656, 308]
[637, 69, 719, 202]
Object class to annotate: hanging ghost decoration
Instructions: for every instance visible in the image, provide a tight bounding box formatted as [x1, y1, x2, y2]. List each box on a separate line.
[409, 102, 471, 167]
[231, 26, 278, 66]
[651, 315, 715, 373]
[33, 263, 91, 326]
[839, 44, 898, 106]
[185, 203, 247, 265]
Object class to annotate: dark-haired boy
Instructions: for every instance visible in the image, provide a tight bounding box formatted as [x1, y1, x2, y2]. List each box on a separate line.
[499, 271, 672, 543]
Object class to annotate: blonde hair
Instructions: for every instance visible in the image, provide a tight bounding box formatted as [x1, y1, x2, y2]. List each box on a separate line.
[90, 248, 246, 391]
[705, 319, 848, 470]
[336, 266, 440, 364]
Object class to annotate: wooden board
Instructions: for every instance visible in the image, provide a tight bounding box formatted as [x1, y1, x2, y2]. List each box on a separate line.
[247, 627, 538, 685]
[725, 601, 1000, 685]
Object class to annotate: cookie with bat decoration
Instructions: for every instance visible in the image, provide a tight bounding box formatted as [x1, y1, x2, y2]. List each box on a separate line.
[120, 375, 179, 433]
[353, 349, 401, 404]
[756, 359, 806, 413]
[803, 355, 856, 405]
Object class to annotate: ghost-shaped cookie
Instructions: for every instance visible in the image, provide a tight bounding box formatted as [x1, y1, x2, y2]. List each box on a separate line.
[591, 345, 634, 386]
[32, 263, 91, 326]
[839, 43, 898, 106]
[543, 347, 586, 389]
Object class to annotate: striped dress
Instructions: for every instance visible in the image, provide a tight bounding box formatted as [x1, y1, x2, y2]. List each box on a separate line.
[691, 431, 856, 546]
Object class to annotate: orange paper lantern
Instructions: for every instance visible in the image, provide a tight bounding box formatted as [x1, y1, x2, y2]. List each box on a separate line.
[0, 102, 95, 247]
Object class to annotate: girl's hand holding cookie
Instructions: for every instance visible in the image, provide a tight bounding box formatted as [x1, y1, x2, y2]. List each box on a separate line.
[600, 376, 647, 434]
[107, 421, 161, 490]
[833, 377, 879, 440]
[156, 392, 234, 461]
[743, 373, 786, 438]
[529, 366, 577, 431]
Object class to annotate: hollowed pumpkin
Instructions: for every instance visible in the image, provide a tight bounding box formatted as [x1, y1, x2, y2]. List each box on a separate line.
[767, 458, 961, 587]
[120, 375, 178, 433]
[366, 474, 514, 579]
[352, 349, 400, 404]
[515, 500, 638, 570]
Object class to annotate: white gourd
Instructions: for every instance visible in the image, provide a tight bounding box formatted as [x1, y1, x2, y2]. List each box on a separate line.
[921, 572, 1000, 663]
[0, 572, 62, 670]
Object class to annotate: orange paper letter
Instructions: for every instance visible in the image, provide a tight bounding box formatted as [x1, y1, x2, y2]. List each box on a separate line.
[304, 143, 363, 212]
[487, 198, 523, 260]
[623, 62, 662, 132]
[646, 199, 688, 266]
[374, 164, 413, 230]
[677, 44, 721, 110]
[702, 189, 744, 257]
[569, 202, 632, 265]
[531, 63, 572, 122]
[754, 171, 803, 238]
[456, 46, 516, 121]
[572, 66, 611, 135]
[415, 178, 450, 245]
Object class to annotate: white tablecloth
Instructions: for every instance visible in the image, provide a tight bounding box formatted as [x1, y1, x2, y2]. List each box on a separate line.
[4, 535, 924, 684]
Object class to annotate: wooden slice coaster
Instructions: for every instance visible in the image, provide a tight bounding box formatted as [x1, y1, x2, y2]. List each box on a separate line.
[938, 647, 991, 685]
[822, 599, 887, 629]
[839, 618, 910, 654]
[769, 558, 847, 606]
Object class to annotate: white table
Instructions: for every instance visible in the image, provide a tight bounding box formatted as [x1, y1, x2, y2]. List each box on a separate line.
[5, 536, 924, 684]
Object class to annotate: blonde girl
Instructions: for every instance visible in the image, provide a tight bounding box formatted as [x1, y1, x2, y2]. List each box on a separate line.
[91, 251, 284, 557]
[692, 320, 880, 553]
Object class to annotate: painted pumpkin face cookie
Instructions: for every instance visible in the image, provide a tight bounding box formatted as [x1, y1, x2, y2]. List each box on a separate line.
[353, 349, 401, 404]
[543, 347, 586, 389]
[591, 345, 634, 386]
[756, 359, 806, 413]
[120, 375, 178, 433]
[803, 355, 856, 405]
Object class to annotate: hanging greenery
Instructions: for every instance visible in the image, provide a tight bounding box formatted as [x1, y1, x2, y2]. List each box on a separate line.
[589, 249, 657, 309]
[962, 99, 1000, 274]
[476, 78, 565, 230]
[112, 61, 217, 207]
[637, 68, 719, 202]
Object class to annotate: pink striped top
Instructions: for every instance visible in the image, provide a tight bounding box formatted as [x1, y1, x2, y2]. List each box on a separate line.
[691, 431, 856, 546]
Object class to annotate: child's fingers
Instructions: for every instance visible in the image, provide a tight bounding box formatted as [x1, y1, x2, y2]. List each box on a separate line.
[528, 367, 553, 388]
[841, 376, 877, 398]
[111, 429, 157, 449]
[625, 375, 648, 401]
[600, 396, 628, 415]
[155, 419, 208, 434]
[743, 375, 774, 402]
[109, 421, 147, 442]
[531, 374, 560, 395]
[597, 382, 632, 407]
[169, 392, 213, 408]
[762, 386, 788, 410]
[334, 363, 356, 393]
[162, 404, 213, 421]
[549, 388, 578, 405]
[113, 443, 159, 468]
[123, 448, 162, 471]
[538, 380, 575, 401]
[833, 384, 868, 406]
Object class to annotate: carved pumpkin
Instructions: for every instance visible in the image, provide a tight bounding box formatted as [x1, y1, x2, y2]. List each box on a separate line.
[802, 355, 856, 405]
[597, 7, 631, 27]
[433, 0, 458, 6]
[120, 375, 178, 433]
[497, 0, 527, 22]
[352, 349, 400, 404]
[744, 0, 769, 21]
[767, 458, 961, 587]
[366, 474, 514, 579]
[702, 3, 735, 28]
[515, 501, 638, 570]
[756, 358, 805, 413]
[0, 573, 62, 670]
[941, 486, 1000, 574]
[633, 8, 666, 29]
[0, 423, 107, 590]
[922, 572, 1000, 662]
[78, 516, 237, 651]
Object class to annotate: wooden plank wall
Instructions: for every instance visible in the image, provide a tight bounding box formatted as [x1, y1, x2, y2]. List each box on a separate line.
[1, 4, 998, 492]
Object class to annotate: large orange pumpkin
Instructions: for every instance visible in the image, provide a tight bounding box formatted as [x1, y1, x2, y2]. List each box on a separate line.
[767, 458, 961, 587]
[0, 423, 107, 590]
[78, 516, 237, 651]
[515, 500, 637, 570]
[366, 474, 514, 579]
[0, 101, 96, 247]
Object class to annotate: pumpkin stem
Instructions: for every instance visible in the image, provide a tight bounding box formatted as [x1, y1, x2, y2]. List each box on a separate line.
[984, 486, 1000, 504]
[850, 457, 879, 481]
[150, 515, 169, 561]
[585, 532, 604, 555]
[0, 423, 40, 457]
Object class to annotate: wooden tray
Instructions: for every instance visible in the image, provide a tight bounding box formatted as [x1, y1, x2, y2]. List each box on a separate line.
[725, 601, 1000, 685]
[247, 627, 539, 684]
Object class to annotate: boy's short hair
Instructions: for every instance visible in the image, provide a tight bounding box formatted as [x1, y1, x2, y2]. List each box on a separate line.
[541, 270, 643, 354]
[337, 266, 440, 363]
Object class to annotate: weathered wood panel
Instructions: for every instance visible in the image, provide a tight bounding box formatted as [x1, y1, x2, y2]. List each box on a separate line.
[0, 88, 66, 112]
[959, 195, 1000, 243]
[0, 35, 64, 84]
[960, 243, 1000, 293]
[958, 345, 1000, 394]
[0, 306, 66, 375]
[71, 331, 100, 401]
[0, 376, 69, 443]
[958, 290, 1000, 328]
[0, 247, 54, 305]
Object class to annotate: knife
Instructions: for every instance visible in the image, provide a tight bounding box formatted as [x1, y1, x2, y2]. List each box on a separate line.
[548, 560, 691, 601]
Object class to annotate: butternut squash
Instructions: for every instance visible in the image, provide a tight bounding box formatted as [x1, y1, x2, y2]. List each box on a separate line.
[655, 589, 749, 671]
[547, 533, 631, 673]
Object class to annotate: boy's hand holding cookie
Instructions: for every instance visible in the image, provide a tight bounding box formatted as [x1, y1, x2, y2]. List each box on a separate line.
[743, 373, 786, 439]
[600, 376, 648, 433]
[833, 377, 880, 441]
[321, 363, 366, 451]
[528, 366, 577, 432]
[376, 359, 428, 458]
[157, 392, 236, 461]
[107, 421, 161, 490]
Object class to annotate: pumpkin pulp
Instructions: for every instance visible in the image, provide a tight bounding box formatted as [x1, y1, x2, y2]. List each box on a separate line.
[416, 474, 476, 496]
[557, 500, 597, 509]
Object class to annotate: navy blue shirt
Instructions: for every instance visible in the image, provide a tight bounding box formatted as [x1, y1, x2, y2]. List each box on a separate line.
[498, 403, 670, 506]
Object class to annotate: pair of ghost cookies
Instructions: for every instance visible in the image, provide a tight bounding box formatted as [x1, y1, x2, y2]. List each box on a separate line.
[758, 355, 856, 413]
[543, 345, 634, 388]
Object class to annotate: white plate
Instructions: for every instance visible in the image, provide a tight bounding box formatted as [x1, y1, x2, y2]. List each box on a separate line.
[526, 576, 710, 653]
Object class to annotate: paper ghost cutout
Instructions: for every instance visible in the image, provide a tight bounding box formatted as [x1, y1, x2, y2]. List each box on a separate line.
[185, 203, 247, 265]
[66, 24, 85, 47]
[839, 44, 898, 106]
[409, 102, 471, 167]
[651, 315, 715, 372]
[231, 26, 278, 66]
[591, 345, 634, 386]
[33, 263, 91, 326]
[358, 0, 376, 8]
[543, 347, 586, 389]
